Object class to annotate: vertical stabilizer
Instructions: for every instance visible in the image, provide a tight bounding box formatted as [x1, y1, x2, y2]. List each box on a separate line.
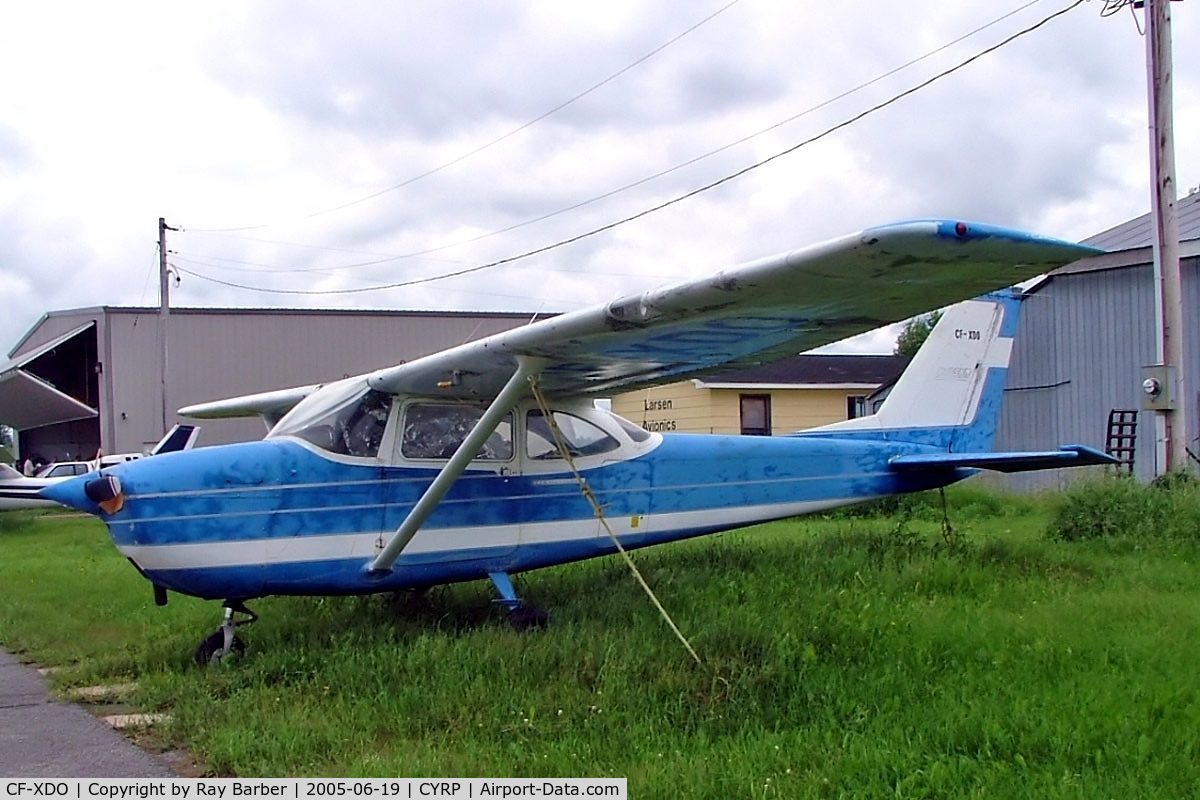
[808, 290, 1022, 451]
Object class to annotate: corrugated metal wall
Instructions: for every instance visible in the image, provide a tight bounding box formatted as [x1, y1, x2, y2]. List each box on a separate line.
[995, 256, 1198, 491]
[7, 308, 104, 358]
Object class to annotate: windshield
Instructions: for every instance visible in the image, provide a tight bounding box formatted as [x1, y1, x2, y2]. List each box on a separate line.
[270, 378, 393, 458]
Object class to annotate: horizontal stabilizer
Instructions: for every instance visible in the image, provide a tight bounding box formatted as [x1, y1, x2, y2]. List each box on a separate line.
[888, 445, 1118, 474]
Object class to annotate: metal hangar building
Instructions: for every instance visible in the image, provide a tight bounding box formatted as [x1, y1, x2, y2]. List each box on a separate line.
[996, 192, 1200, 489]
[0, 307, 537, 464]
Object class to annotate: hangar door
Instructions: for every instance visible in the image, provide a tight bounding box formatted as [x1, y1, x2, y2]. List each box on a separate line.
[0, 322, 101, 463]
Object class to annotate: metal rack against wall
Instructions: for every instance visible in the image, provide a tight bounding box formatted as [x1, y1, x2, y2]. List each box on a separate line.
[1105, 409, 1138, 473]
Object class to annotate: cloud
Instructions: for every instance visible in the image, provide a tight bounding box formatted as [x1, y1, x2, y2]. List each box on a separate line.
[0, 0, 1193, 357]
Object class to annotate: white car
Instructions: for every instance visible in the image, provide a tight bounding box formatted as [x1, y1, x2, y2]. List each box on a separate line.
[35, 461, 98, 479]
[35, 453, 143, 479]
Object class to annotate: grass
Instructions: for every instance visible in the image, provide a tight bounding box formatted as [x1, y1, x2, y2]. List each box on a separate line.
[2, 483, 1200, 797]
[1048, 471, 1200, 542]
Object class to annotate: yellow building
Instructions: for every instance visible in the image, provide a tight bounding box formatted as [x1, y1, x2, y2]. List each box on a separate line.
[611, 354, 909, 436]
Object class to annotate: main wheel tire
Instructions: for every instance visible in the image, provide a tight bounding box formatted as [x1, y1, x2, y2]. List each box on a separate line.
[193, 631, 246, 666]
[507, 605, 550, 631]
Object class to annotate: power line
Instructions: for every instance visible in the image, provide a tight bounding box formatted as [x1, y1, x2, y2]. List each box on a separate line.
[186, 0, 742, 233]
[1100, 0, 1136, 17]
[182, 0, 1045, 276]
[1099, 0, 1145, 33]
[170, 250, 464, 275]
[354, 0, 1048, 267]
[179, 0, 1085, 298]
[170, 251, 682, 283]
[167, 260, 575, 307]
[179, 232, 468, 261]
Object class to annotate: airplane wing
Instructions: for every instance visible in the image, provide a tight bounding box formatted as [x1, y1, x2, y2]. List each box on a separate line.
[364, 220, 1098, 399]
[179, 219, 1098, 417]
[888, 445, 1118, 474]
[179, 384, 320, 424]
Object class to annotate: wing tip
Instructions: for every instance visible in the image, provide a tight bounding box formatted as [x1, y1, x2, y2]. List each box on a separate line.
[864, 219, 1104, 257]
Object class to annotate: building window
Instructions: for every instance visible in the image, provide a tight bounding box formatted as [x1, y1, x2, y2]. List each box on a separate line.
[846, 395, 867, 419]
[739, 394, 771, 436]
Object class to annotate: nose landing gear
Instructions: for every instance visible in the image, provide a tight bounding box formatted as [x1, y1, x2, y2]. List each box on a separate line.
[194, 600, 258, 666]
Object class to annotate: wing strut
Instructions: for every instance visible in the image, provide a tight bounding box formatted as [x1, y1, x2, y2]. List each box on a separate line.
[366, 358, 542, 575]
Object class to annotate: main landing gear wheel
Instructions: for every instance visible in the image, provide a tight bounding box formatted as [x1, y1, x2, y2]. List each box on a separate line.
[506, 605, 550, 631]
[488, 571, 550, 631]
[194, 600, 258, 666]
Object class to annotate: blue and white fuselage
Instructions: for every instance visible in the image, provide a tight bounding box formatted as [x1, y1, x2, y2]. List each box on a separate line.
[54, 422, 962, 601]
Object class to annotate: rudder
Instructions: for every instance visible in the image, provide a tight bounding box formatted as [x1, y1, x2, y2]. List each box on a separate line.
[809, 290, 1022, 451]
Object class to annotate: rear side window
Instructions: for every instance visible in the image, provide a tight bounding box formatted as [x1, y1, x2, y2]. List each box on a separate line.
[401, 404, 513, 461]
[609, 412, 652, 443]
[526, 411, 620, 460]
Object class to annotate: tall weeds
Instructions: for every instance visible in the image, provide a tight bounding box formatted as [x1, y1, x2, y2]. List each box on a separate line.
[1048, 473, 1200, 542]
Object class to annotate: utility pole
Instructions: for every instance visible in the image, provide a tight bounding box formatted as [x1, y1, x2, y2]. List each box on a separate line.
[1144, 0, 1187, 473]
[158, 217, 178, 437]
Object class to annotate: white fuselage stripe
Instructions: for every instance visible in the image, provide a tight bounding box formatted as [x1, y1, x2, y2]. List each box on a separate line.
[120, 497, 869, 571]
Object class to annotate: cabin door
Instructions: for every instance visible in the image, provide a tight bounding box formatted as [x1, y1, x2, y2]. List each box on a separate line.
[381, 400, 521, 564]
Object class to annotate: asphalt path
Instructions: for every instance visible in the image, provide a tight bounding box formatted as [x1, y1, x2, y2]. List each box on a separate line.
[0, 649, 174, 777]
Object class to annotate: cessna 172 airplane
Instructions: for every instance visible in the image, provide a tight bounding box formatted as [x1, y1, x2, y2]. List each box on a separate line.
[43, 220, 1115, 663]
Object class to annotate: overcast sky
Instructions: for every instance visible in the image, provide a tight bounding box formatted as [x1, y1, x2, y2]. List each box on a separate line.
[1, 0, 1196, 356]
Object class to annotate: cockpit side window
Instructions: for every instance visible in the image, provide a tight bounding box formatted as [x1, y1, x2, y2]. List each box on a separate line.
[273, 384, 393, 458]
[335, 390, 392, 457]
[401, 404, 514, 461]
[526, 410, 620, 460]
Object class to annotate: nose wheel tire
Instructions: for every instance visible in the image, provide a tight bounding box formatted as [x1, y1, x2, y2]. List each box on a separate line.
[194, 631, 246, 665]
[194, 600, 257, 666]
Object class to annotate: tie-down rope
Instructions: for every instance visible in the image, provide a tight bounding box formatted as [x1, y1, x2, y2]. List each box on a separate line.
[528, 377, 702, 666]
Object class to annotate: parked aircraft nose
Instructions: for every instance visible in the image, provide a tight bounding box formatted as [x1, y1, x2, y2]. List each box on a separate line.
[39, 474, 99, 514]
